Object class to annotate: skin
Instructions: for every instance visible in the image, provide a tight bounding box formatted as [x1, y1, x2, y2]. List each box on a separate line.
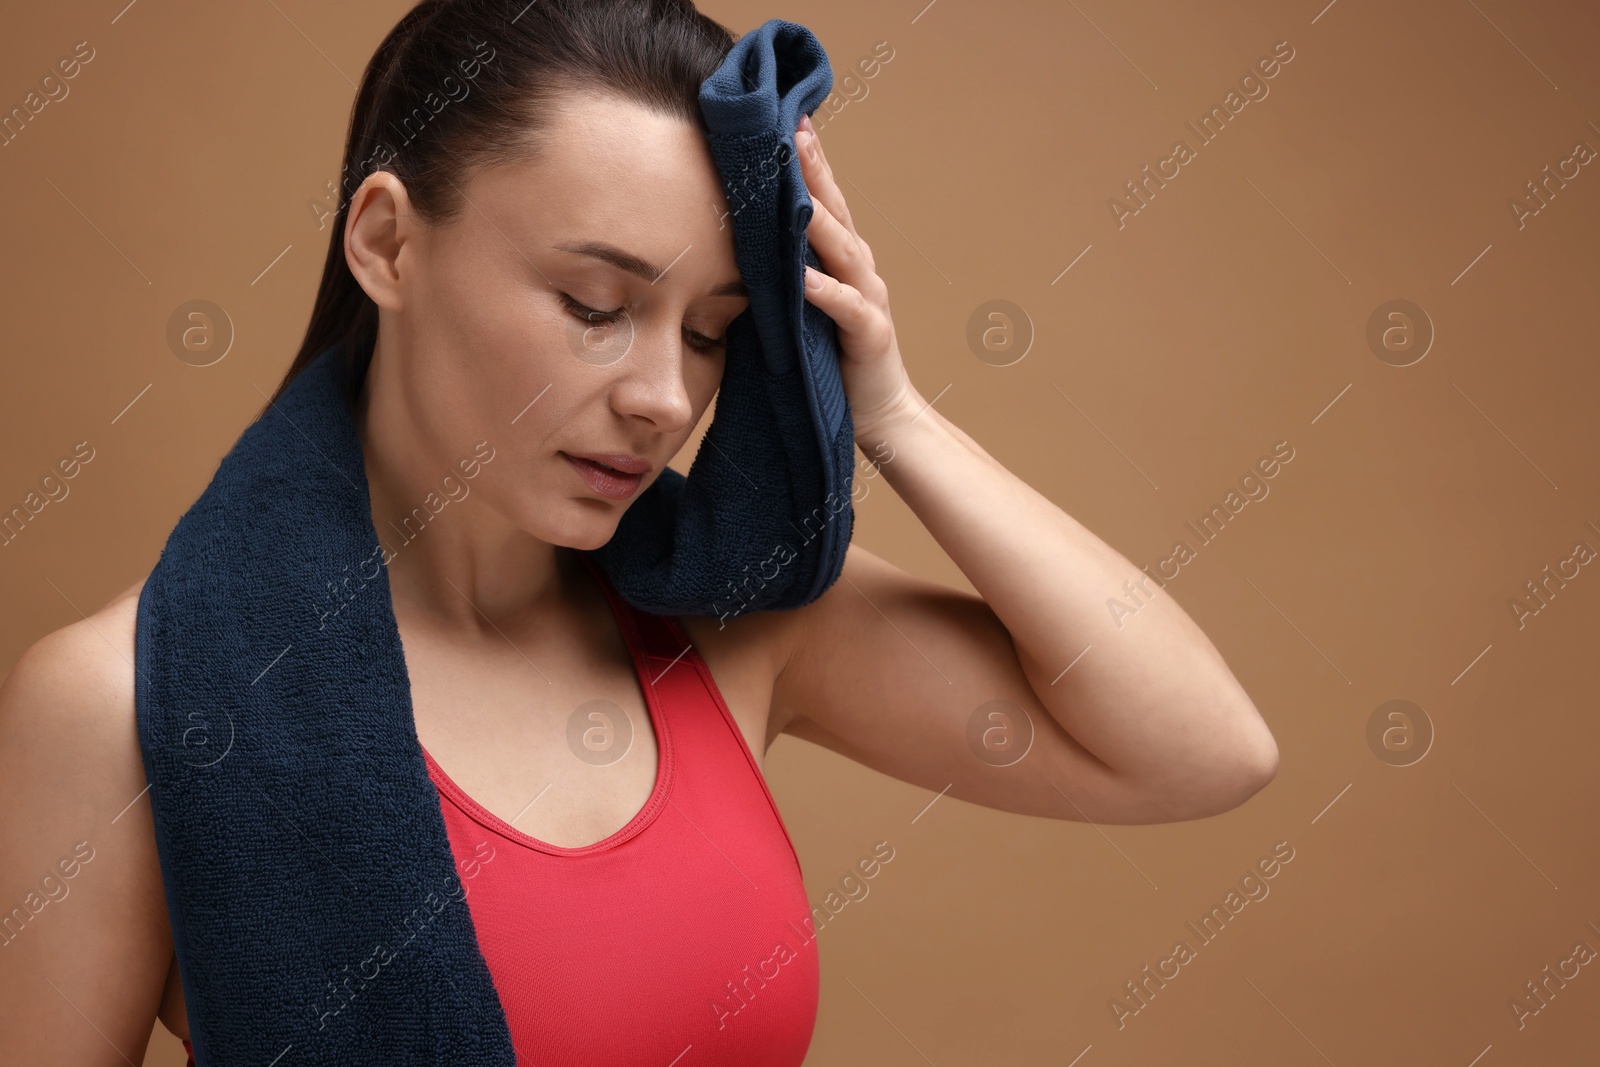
[0, 95, 1277, 1062]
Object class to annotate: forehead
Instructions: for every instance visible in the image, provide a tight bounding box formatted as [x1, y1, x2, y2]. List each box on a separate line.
[466, 92, 738, 284]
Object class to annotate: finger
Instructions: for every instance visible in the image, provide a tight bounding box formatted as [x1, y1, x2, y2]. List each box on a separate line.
[796, 126, 859, 239]
[803, 265, 892, 354]
[804, 194, 881, 300]
[799, 127, 857, 235]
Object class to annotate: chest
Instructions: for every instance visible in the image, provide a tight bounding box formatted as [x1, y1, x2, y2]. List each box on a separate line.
[404, 609, 778, 851]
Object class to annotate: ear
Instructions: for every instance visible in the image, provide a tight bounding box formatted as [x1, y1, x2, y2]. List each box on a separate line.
[344, 172, 419, 312]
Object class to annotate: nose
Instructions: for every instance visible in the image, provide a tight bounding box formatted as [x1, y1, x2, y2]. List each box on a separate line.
[607, 327, 693, 435]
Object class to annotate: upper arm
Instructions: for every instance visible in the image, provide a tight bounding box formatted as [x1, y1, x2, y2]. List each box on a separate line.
[0, 582, 173, 1065]
[773, 544, 1214, 825]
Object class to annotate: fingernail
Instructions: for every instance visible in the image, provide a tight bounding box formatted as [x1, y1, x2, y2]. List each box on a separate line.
[804, 266, 824, 290]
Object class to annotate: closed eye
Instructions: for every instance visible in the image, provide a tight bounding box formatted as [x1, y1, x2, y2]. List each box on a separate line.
[559, 293, 625, 326]
[558, 294, 727, 354]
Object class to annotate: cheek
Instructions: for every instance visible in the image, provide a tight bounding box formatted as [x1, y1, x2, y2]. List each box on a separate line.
[687, 353, 726, 414]
[428, 291, 576, 433]
[399, 363, 491, 474]
[411, 235, 567, 379]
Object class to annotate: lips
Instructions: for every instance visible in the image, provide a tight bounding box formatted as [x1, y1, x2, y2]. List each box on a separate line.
[561, 451, 651, 475]
[560, 451, 648, 500]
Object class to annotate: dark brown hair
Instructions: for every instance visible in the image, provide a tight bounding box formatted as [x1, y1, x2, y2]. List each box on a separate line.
[264, 0, 735, 411]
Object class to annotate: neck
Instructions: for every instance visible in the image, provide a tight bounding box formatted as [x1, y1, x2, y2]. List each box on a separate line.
[353, 342, 573, 635]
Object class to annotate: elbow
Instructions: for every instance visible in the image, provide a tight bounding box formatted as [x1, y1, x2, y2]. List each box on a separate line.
[1172, 721, 1280, 822]
[1241, 724, 1280, 791]
[1173, 759, 1275, 822]
[1239, 739, 1279, 801]
[1110, 703, 1279, 824]
[1210, 726, 1280, 815]
[1216, 692, 1279, 801]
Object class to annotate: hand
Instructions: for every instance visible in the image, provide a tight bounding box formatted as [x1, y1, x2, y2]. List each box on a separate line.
[795, 112, 921, 445]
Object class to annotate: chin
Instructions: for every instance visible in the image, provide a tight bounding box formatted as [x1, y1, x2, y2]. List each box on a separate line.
[567, 529, 620, 553]
[544, 509, 625, 553]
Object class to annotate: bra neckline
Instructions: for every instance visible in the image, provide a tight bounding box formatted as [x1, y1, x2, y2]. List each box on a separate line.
[420, 551, 674, 857]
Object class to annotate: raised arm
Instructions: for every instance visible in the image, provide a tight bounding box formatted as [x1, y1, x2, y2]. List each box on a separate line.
[774, 116, 1277, 824]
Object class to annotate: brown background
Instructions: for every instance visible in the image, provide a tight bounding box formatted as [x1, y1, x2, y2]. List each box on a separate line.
[2, 0, 1598, 1063]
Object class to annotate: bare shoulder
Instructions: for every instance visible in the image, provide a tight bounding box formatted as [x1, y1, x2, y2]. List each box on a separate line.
[674, 569, 816, 756]
[1, 576, 147, 781]
[0, 574, 174, 1063]
[673, 544, 910, 756]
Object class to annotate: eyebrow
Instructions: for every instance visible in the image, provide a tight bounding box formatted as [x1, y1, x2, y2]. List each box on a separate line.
[552, 240, 747, 298]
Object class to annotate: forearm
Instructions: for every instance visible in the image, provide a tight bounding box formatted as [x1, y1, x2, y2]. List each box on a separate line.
[854, 392, 1278, 803]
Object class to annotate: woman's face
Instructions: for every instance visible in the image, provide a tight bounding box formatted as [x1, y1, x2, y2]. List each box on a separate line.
[355, 91, 749, 550]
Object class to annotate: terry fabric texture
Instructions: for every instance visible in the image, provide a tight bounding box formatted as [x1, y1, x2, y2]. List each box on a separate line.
[135, 18, 848, 1067]
[589, 17, 855, 616]
[136, 345, 517, 1067]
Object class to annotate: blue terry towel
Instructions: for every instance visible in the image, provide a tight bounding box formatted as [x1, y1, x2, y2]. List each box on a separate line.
[589, 16, 855, 619]
[138, 346, 517, 1066]
[134, 18, 846, 1066]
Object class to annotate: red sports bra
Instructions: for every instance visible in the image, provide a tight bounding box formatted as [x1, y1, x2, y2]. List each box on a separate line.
[181, 553, 818, 1066]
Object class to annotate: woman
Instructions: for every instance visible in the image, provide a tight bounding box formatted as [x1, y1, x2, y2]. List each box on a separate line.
[0, 0, 1277, 1064]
